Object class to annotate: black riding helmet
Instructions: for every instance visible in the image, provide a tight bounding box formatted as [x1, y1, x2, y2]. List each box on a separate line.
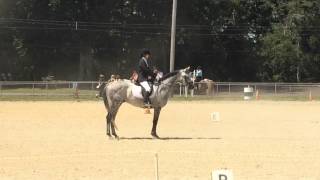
[141, 48, 151, 57]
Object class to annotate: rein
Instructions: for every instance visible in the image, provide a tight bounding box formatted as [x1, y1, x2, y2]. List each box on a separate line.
[157, 75, 179, 87]
[157, 81, 175, 87]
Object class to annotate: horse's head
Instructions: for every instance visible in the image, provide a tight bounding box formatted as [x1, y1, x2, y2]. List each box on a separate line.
[178, 67, 194, 89]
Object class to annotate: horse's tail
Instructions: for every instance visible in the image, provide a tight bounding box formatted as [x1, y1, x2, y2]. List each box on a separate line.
[102, 85, 109, 112]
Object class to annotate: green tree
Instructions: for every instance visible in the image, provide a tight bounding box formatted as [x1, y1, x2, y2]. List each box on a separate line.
[259, 25, 302, 82]
[259, 0, 320, 82]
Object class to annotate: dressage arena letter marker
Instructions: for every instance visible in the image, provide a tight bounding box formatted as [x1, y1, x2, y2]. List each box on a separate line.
[212, 169, 233, 180]
[211, 112, 220, 122]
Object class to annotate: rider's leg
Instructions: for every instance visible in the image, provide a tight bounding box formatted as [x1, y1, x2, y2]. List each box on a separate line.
[141, 88, 148, 104]
[140, 81, 151, 107]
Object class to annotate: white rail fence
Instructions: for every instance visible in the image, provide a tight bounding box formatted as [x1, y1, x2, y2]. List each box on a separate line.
[184, 82, 320, 98]
[0, 81, 320, 100]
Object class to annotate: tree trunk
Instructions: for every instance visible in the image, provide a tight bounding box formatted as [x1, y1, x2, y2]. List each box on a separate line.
[296, 65, 300, 82]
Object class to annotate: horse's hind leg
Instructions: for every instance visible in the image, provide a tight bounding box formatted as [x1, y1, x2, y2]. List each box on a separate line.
[110, 117, 118, 139]
[106, 113, 112, 137]
[110, 102, 122, 139]
[110, 112, 119, 139]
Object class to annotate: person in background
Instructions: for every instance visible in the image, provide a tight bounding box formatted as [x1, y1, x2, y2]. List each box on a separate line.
[194, 66, 203, 90]
[96, 74, 106, 98]
[7, 73, 12, 81]
[195, 66, 203, 82]
[108, 74, 116, 83]
[99, 74, 105, 84]
[130, 70, 139, 83]
[115, 74, 121, 81]
[1, 73, 7, 81]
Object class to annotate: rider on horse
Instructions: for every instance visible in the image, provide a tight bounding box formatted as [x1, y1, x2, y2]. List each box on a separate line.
[138, 49, 157, 108]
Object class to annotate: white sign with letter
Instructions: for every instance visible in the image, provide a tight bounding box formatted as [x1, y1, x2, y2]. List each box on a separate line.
[212, 169, 233, 180]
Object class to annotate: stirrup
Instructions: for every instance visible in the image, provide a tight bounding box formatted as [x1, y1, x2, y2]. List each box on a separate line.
[144, 108, 151, 114]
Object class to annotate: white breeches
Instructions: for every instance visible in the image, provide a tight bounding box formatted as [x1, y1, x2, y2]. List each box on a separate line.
[140, 81, 151, 92]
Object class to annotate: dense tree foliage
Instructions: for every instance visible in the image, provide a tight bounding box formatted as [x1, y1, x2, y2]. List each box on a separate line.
[0, 0, 319, 82]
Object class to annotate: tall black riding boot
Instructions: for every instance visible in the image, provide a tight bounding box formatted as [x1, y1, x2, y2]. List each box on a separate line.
[142, 91, 151, 108]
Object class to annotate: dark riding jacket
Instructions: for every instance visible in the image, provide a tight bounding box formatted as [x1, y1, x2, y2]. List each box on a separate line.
[138, 57, 154, 82]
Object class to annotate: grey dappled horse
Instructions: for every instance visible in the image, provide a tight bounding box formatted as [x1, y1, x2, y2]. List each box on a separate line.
[102, 67, 194, 139]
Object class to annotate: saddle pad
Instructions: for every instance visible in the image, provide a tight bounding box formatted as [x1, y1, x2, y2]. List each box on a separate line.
[132, 85, 143, 99]
[132, 84, 158, 99]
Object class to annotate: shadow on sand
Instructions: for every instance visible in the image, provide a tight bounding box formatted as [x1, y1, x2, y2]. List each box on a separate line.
[118, 137, 221, 140]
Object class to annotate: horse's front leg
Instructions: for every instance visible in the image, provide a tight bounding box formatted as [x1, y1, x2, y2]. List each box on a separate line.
[110, 117, 118, 139]
[151, 107, 161, 139]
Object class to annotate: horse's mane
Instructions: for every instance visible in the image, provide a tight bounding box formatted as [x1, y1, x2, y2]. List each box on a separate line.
[160, 71, 179, 81]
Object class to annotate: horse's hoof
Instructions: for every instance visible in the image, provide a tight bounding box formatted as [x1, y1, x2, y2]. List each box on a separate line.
[144, 108, 151, 114]
[113, 134, 120, 140]
[107, 135, 113, 140]
[151, 133, 160, 139]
